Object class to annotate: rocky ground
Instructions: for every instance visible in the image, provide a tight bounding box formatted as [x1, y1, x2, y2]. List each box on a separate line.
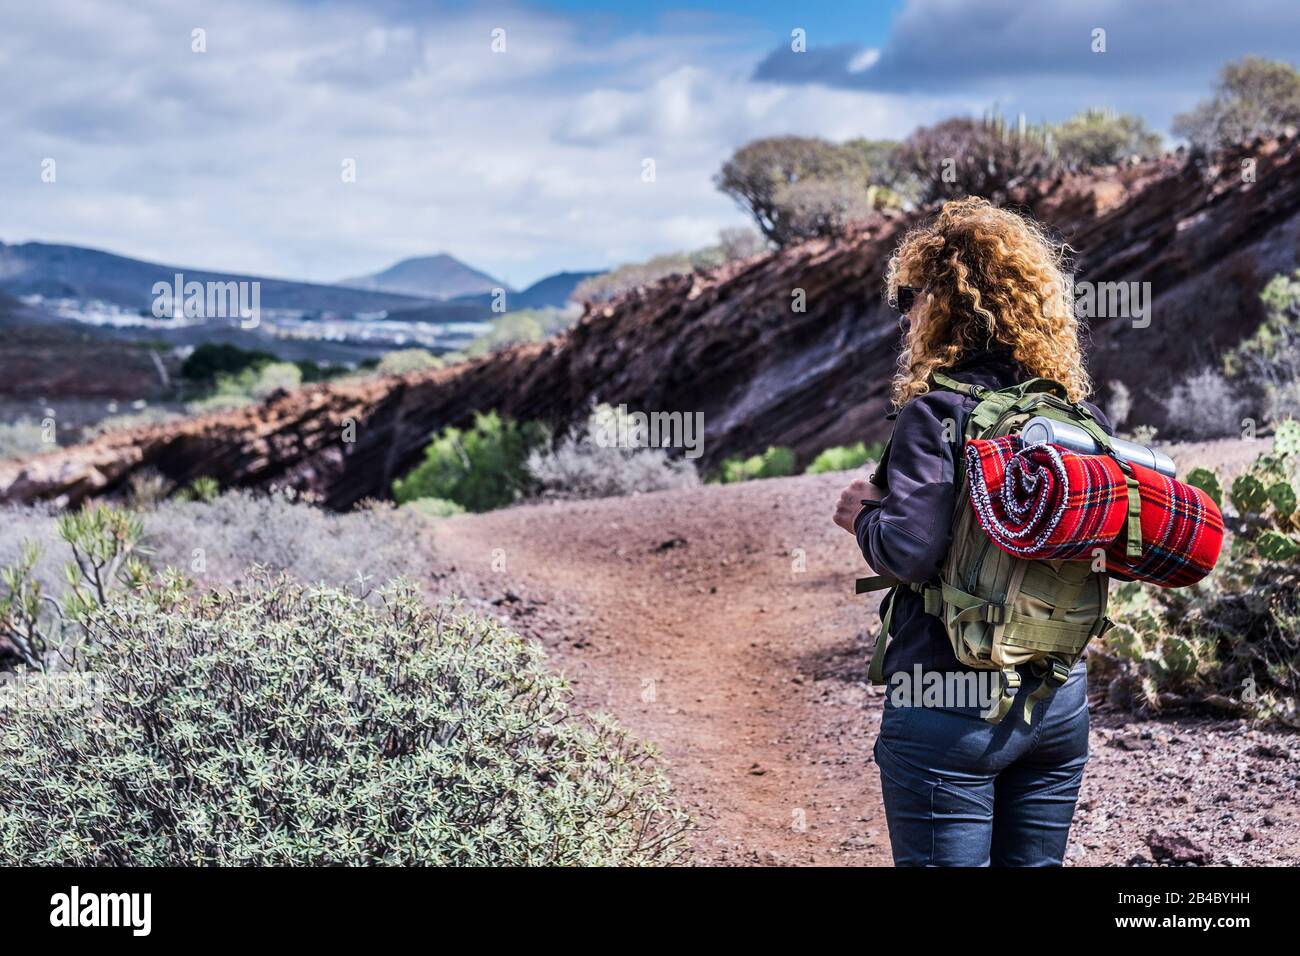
[425, 468, 1299, 867]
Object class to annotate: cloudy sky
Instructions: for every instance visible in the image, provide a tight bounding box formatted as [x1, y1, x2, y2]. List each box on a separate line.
[3, 0, 1300, 288]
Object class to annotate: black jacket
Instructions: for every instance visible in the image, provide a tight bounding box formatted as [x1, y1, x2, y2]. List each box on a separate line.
[853, 351, 1111, 678]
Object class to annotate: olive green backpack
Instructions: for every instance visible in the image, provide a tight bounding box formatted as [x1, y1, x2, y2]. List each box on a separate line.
[858, 373, 1136, 724]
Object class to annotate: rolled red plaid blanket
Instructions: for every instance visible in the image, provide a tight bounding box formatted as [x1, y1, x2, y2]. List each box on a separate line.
[965, 436, 1223, 587]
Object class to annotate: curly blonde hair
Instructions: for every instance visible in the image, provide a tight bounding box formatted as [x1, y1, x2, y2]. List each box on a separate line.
[886, 196, 1090, 406]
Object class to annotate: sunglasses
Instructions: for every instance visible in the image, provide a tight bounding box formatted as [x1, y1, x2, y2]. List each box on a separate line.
[894, 285, 921, 313]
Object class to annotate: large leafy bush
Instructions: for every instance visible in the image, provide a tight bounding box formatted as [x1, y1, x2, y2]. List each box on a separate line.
[0, 573, 688, 865]
[392, 411, 547, 512]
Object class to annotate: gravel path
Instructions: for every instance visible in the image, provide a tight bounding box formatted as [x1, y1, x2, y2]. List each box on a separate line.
[427, 468, 1299, 866]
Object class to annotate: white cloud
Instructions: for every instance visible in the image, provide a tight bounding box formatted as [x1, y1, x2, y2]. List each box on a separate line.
[0, 0, 954, 286]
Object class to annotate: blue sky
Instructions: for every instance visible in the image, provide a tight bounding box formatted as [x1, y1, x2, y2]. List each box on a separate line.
[2, 1, 1297, 289]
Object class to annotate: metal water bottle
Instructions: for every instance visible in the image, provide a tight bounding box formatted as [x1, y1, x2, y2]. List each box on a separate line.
[1019, 416, 1177, 477]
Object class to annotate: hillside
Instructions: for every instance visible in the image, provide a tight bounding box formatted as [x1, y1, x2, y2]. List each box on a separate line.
[341, 253, 504, 300]
[0, 241, 431, 313]
[450, 270, 601, 311]
[0, 292, 169, 400]
[3, 135, 1300, 509]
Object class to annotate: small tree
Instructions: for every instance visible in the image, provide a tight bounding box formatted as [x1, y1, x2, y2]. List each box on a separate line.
[894, 114, 1056, 204]
[771, 179, 877, 240]
[1052, 108, 1163, 170]
[715, 136, 873, 245]
[1173, 55, 1300, 152]
[844, 137, 917, 204]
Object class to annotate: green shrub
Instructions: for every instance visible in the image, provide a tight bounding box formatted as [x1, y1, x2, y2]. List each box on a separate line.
[893, 114, 1056, 204]
[466, 309, 578, 357]
[717, 446, 797, 483]
[185, 360, 306, 415]
[1050, 108, 1162, 170]
[805, 441, 883, 475]
[377, 349, 443, 375]
[0, 573, 689, 865]
[180, 343, 276, 381]
[177, 476, 220, 503]
[0, 503, 147, 671]
[393, 412, 547, 513]
[405, 497, 467, 518]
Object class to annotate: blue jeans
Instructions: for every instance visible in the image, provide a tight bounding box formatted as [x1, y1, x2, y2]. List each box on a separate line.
[873, 663, 1089, 866]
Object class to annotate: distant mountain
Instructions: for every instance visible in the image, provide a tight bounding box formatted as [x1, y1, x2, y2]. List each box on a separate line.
[451, 270, 600, 311]
[0, 241, 432, 315]
[341, 253, 506, 300]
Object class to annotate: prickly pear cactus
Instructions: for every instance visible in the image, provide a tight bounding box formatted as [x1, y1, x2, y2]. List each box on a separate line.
[1231, 473, 1270, 515]
[1159, 635, 1199, 678]
[1268, 480, 1298, 518]
[1186, 467, 1223, 508]
[1103, 622, 1145, 661]
[1274, 419, 1300, 458]
[1257, 530, 1300, 561]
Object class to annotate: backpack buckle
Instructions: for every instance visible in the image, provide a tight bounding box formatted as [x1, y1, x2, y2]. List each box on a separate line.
[983, 603, 1006, 624]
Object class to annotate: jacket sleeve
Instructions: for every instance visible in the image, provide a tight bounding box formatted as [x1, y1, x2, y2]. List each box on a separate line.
[853, 392, 959, 583]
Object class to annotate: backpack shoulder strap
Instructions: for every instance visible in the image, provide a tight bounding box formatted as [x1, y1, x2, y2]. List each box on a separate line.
[930, 371, 986, 398]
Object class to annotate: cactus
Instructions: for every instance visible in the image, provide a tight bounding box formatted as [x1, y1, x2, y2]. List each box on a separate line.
[1103, 622, 1145, 661]
[1268, 480, 1298, 518]
[1186, 467, 1223, 508]
[1159, 635, 1199, 678]
[1274, 419, 1300, 458]
[1231, 473, 1270, 515]
[1257, 530, 1300, 561]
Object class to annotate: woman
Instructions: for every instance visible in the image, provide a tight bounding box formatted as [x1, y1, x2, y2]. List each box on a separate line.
[832, 196, 1110, 867]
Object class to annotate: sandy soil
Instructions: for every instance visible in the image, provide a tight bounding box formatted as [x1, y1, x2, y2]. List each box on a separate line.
[428, 468, 1299, 867]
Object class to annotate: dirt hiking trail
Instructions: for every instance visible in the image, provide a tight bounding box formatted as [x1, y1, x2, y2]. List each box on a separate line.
[431, 469, 1300, 867]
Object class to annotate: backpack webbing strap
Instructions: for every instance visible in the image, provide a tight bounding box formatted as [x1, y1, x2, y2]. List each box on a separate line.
[1020, 659, 1072, 724]
[930, 372, 986, 397]
[984, 667, 1022, 723]
[939, 581, 1097, 652]
[857, 576, 937, 685]
[858, 575, 899, 685]
[1121, 469, 1144, 558]
[856, 575, 896, 593]
[868, 592, 894, 685]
